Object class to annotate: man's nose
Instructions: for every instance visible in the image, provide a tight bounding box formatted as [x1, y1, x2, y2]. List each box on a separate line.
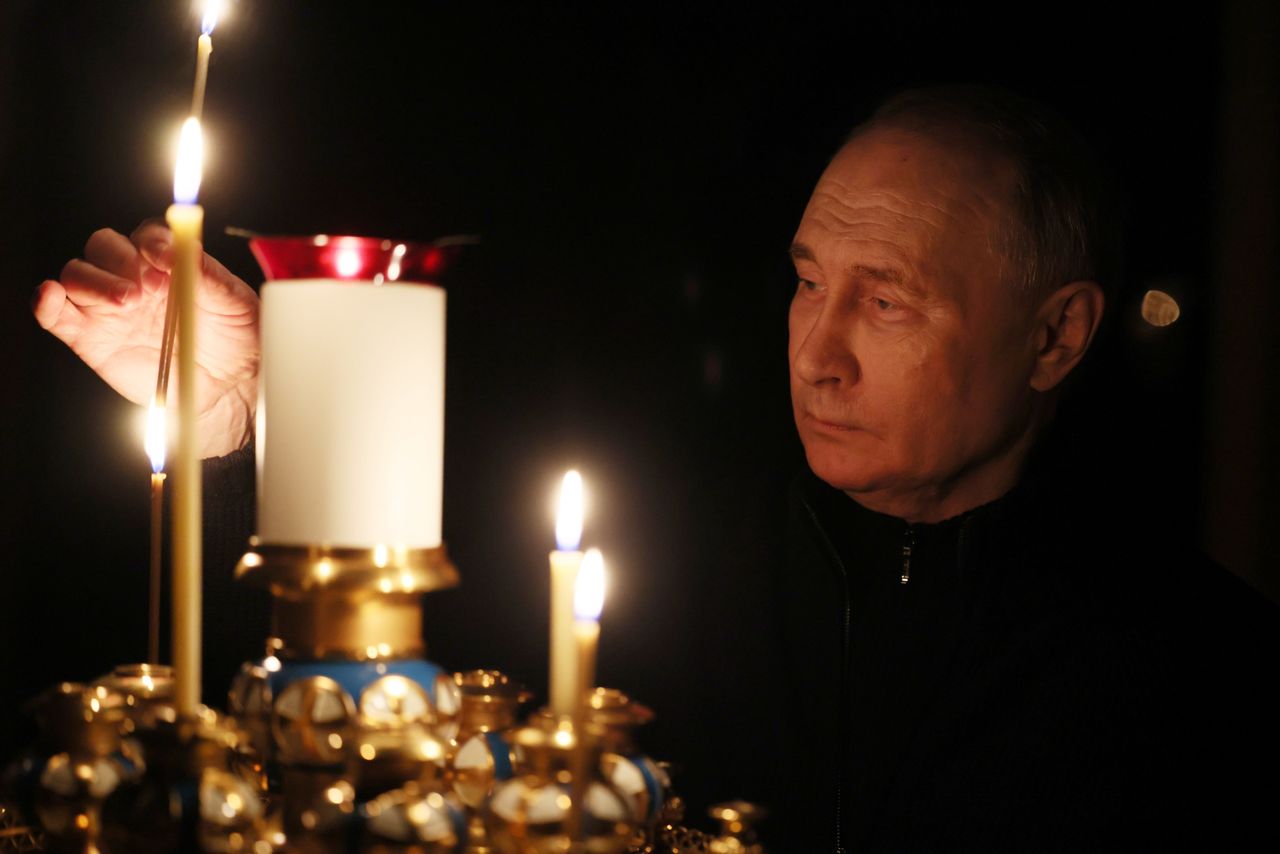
[792, 303, 859, 387]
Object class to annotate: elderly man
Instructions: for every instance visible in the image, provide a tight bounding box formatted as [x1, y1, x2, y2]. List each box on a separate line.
[690, 87, 1278, 851]
[34, 86, 1277, 850]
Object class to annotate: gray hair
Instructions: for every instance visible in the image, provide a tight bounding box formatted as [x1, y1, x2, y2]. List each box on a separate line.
[850, 84, 1120, 300]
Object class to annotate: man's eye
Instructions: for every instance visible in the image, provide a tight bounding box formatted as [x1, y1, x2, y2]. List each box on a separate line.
[797, 278, 821, 292]
[871, 297, 900, 312]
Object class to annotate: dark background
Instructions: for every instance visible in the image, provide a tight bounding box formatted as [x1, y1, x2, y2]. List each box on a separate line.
[1, 0, 1277, 815]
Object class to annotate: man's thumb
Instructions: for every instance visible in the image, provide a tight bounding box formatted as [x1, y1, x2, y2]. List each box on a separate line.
[132, 218, 174, 272]
[140, 237, 174, 272]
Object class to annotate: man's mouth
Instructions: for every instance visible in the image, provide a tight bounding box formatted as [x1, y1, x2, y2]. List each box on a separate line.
[806, 412, 862, 432]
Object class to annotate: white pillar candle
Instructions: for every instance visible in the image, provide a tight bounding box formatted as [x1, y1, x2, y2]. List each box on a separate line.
[257, 278, 445, 548]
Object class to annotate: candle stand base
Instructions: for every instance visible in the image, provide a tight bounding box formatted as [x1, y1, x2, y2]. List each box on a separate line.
[2, 683, 137, 854]
[233, 537, 462, 850]
[485, 711, 634, 854]
[99, 705, 273, 853]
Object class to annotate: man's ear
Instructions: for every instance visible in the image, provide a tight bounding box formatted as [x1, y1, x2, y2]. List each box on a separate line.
[1029, 281, 1105, 392]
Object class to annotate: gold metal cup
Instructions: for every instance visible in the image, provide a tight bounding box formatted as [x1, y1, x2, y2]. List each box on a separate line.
[235, 539, 459, 661]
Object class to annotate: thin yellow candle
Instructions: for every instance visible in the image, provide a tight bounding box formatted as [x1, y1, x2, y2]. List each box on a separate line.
[145, 401, 167, 665]
[573, 547, 606, 707]
[567, 548, 605, 842]
[167, 116, 204, 716]
[154, 302, 178, 407]
[191, 1, 224, 120]
[153, 2, 224, 412]
[550, 470, 585, 717]
[192, 33, 211, 119]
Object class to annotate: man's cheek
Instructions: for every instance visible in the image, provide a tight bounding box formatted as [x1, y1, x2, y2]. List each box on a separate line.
[880, 347, 943, 414]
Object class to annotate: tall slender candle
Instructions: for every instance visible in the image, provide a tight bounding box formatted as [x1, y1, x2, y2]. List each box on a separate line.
[191, 1, 223, 120]
[145, 401, 167, 665]
[154, 1, 224, 415]
[167, 117, 204, 716]
[573, 548, 605, 707]
[550, 471, 585, 717]
[568, 548, 606, 842]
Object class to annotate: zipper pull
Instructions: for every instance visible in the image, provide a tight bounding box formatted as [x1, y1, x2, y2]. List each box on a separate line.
[901, 527, 914, 584]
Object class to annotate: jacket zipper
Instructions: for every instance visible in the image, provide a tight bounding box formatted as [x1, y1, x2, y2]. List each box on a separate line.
[799, 496, 851, 854]
[901, 526, 915, 584]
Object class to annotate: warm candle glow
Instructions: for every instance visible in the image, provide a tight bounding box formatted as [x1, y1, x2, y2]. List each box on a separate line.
[574, 548, 606, 622]
[201, 0, 226, 35]
[335, 241, 361, 278]
[145, 401, 167, 474]
[556, 470, 584, 551]
[173, 117, 204, 205]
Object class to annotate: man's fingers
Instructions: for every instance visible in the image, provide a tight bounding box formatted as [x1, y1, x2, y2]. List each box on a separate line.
[59, 258, 137, 307]
[32, 280, 66, 330]
[84, 228, 143, 281]
[32, 279, 85, 341]
[131, 219, 174, 272]
[132, 218, 254, 310]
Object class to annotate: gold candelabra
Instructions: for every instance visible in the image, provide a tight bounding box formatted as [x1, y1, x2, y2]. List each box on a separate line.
[0, 538, 767, 853]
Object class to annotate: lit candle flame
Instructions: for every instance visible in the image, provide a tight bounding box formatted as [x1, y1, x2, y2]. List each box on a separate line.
[145, 401, 167, 473]
[574, 548, 605, 621]
[555, 470, 584, 551]
[173, 117, 203, 205]
[201, 0, 226, 35]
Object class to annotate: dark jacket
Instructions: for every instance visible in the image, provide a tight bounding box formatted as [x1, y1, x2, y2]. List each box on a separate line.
[693, 436, 1280, 852]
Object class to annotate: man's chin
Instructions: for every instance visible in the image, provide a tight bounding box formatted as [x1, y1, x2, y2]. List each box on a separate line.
[802, 438, 895, 494]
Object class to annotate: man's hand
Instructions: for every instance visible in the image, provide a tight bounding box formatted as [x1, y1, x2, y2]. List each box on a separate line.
[32, 221, 260, 459]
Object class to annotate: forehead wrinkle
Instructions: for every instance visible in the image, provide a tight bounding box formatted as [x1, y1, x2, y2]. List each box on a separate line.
[806, 184, 962, 238]
[803, 179, 1002, 296]
[801, 203, 931, 278]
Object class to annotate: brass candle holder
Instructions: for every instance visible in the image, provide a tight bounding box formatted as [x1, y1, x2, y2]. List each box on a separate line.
[99, 704, 275, 853]
[283, 709, 464, 851]
[235, 540, 458, 662]
[352, 719, 465, 852]
[234, 538, 461, 846]
[360, 783, 465, 852]
[227, 641, 280, 783]
[585, 688, 670, 840]
[2, 683, 139, 854]
[94, 662, 175, 710]
[449, 671, 529, 809]
[445, 670, 530, 854]
[484, 710, 633, 854]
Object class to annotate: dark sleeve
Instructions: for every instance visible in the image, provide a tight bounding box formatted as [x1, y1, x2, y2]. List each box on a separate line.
[201, 442, 270, 707]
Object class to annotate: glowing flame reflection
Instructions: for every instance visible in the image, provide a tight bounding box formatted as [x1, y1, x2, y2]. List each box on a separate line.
[574, 548, 606, 621]
[335, 240, 361, 278]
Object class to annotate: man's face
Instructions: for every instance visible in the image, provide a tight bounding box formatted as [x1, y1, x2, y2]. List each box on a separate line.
[789, 127, 1040, 513]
